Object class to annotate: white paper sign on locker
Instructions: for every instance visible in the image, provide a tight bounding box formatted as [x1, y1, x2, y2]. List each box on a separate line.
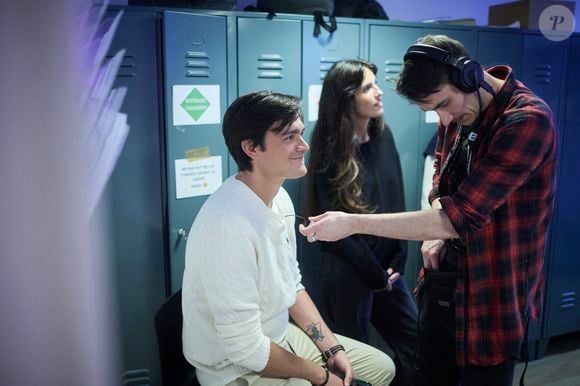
[175, 156, 222, 199]
[308, 84, 323, 122]
[173, 85, 221, 126]
[425, 110, 439, 124]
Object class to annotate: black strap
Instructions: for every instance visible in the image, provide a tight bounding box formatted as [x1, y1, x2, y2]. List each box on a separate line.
[519, 314, 531, 386]
[313, 11, 337, 37]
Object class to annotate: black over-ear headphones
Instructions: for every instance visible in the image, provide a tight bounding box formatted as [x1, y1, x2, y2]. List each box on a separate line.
[404, 43, 488, 94]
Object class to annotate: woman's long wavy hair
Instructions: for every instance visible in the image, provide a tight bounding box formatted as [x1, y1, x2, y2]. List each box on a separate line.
[304, 59, 384, 216]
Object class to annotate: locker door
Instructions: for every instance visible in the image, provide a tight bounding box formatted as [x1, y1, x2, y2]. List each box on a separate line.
[106, 10, 165, 386]
[300, 19, 363, 212]
[520, 34, 566, 128]
[478, 30, 523, 77]
[517, 33, 566, 354]
[544, 36, 580, 338]
[368, 24, 423, 213]
[368, 24, 423, 287]
[237, 17, 301, 96]
[302, 20, 362, 135]
[237, 16, 302, 207]
[163, 11, 229, 293]
[299, 19, 363, 311]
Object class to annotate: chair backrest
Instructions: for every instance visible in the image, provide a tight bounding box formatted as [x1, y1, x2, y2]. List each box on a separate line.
[154, 289, 200, 386]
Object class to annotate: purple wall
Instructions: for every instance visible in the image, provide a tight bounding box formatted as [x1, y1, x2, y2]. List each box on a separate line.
[236, 0, 579, 32]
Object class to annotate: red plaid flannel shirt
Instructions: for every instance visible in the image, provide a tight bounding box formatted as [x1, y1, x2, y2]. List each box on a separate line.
[429, 66, 557, 366]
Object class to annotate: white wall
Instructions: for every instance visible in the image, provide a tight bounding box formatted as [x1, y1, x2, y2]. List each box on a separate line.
[0, 1, 120, 385]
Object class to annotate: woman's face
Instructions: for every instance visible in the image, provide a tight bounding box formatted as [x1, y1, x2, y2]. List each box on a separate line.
[353, 67, 383, 120]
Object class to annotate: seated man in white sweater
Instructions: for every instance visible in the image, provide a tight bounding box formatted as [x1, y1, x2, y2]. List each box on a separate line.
[182, 91, 395, 386]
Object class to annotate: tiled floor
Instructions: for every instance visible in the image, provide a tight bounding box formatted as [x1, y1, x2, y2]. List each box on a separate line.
[369, 327, 580, 385]
[514, 331, 580, 386]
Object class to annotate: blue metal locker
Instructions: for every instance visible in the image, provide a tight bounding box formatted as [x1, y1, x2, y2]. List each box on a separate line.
[298, 17, 364, 315]
[300, 18, 363, 211]
[236, 15, 303, 208]
[301, 19, 363, 135]
[517, 33, 567, 355]
[237, 17, 302, 96]
[544, 35, 580, 338]
[367, 23, 423, 213]
[477, 29, 523, 77]
[163, 11, 229, 293]
[521, 33, 567, 129]
[366, 23, 423, 287]
[106, 9, 165, 386]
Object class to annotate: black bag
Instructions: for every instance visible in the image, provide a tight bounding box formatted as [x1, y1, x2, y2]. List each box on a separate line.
[417, 268, 458, 384]
[256, 0, 334, 15]
[334, 0, 389, 19]
[253, 0, 337, 36]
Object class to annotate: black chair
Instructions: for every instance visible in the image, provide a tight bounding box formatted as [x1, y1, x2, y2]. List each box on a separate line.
[154, 289, 200, 386]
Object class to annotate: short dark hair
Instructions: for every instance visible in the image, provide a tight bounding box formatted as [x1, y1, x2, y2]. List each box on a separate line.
[222, 91, 302, 172]
[396, 34, 471, 103]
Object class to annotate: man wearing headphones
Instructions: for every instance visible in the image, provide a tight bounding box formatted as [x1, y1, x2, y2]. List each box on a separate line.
[299, 35, 557, 385]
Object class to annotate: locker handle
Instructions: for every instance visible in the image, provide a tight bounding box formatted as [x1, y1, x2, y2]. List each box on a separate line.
[385, 60, 403, 65]
[177, 228, 188, 241]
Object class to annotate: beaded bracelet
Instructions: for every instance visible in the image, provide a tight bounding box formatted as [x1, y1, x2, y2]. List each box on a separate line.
[322, 344, 345, 361]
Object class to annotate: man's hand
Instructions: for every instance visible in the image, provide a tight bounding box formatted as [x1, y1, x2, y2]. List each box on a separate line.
[298, 211, 354, 242]
[373, 268, 400, 293]
[421, 239, 446, 270]
[326, 350, 353, 386]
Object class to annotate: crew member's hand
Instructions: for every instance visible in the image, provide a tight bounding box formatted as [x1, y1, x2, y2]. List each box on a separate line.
[326, 350, 353, 386]
[373, 268, 400, 293]
[421, 239, 446, 270]
[298, 211, 354, 242]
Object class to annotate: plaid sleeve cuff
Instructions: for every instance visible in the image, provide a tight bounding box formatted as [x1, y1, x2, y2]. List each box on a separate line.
[439, 196, 466, 237]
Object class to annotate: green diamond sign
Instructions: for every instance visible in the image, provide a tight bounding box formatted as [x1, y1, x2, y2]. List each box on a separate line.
[180, 88, 210, 121]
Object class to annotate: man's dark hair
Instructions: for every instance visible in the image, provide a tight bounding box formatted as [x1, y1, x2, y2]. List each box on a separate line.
[222, 91, 302, 172]
[396, 35, 471, 103]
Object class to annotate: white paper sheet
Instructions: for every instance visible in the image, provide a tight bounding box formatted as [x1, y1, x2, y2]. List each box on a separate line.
[175, 156, 223, 199]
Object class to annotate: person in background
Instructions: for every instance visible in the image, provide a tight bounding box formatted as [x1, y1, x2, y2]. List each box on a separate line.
[182, 91, 395, 386]
[300, 35, 557, 386]
[304, 59, 418, 386]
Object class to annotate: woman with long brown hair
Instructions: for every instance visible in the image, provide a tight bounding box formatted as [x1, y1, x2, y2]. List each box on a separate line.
[304, 59, 418, 386]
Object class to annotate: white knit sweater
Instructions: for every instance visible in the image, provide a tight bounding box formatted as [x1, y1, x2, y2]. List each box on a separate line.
[182, 176, 304, 386]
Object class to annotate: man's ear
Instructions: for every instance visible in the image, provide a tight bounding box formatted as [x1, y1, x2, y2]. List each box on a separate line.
[241, 139, 257, 160]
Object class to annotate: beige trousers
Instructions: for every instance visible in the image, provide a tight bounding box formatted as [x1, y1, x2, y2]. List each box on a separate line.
[226, 323, 395, 386]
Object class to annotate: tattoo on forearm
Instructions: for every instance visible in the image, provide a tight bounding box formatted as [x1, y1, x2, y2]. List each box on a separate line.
[306, 322, 325, 341]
